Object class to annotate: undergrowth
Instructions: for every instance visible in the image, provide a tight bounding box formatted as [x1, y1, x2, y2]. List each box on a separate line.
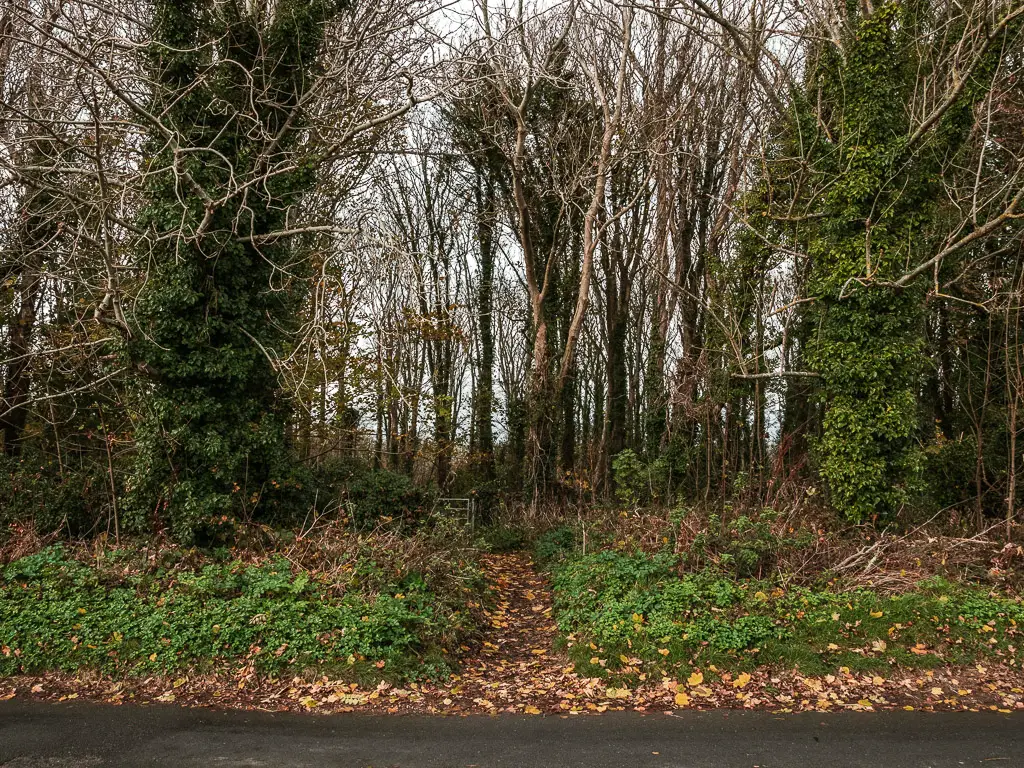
[546, 547, 1024, 682]
[0, 523, 485, 683]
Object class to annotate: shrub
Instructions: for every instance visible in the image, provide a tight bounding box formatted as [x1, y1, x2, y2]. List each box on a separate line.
[534, 525, 578, 564]
[688, 508, 811, 578]
[0, 456, 110, 537]
[345, 468, 430, 529]
[611, 449, 647, 507]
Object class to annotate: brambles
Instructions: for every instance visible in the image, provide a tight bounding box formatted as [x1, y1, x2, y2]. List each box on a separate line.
[688, 509, 813, 579]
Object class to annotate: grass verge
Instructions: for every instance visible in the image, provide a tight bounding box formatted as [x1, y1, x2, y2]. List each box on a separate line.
[545, 547, 1023, 683]
[0, 529, 485, 684]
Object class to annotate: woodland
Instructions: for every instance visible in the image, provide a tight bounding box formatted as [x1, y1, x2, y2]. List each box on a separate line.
[0, 0, 1023, 715]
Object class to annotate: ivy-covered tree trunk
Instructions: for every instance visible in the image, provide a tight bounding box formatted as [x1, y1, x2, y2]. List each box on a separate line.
[789, 1, 1009, 521]
[127, 0, 348, 541]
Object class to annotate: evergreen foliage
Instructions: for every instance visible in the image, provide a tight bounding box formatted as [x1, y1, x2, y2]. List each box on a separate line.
[127, 0, 349, 540]
[761, 1, 1015, 521]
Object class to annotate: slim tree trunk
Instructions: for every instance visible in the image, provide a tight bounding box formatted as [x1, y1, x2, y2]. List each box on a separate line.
[473, 170, 496, 481]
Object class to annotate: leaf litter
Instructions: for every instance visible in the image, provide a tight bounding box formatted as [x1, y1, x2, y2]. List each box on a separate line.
[3, 554, 1022, 715]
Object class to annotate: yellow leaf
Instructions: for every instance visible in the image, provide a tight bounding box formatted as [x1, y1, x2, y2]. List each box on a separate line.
[802, 677, 823, 692]
[872, 676, 885, 686]
[870, 611, 883, 619]
[299, 696, 318, 708]
[658, 648, 670, 656]
[674, 692, 690, 707]
[148, 653, 157, 662]
[631, 613, 644, 624]
[687, 671, 704, 687]
[531, 649, 547, 655]
[524, 705, 541, 715]
[930, 687, 943, 696]
[619, 654, 630, 664]
[733, 672, 751, 689]
[589, 657, 601, 665]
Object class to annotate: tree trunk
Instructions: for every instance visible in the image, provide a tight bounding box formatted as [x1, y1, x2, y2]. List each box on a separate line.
[473, 170, 496, 482]
[2, 185, 51, 457]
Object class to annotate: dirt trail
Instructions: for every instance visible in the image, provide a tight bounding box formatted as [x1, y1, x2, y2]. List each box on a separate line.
[424, 553, 575, 713]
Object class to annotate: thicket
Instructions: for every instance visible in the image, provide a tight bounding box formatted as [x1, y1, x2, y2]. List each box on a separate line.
[0, 0, 1021, 551]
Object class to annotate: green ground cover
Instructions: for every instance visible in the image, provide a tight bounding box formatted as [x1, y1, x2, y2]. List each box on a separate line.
[545, 546, 1023, 680]
[0, 542, 483, 682]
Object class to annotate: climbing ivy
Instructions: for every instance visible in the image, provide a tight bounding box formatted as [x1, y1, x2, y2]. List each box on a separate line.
[127, 0, 349, 541]
[757, 1, 1012, 521]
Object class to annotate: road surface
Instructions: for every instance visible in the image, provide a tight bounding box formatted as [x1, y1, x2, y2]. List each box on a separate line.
[1, 700, 1022, 767]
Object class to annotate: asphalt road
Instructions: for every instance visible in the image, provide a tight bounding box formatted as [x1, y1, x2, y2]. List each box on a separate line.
[1, 701, 1022, 767]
